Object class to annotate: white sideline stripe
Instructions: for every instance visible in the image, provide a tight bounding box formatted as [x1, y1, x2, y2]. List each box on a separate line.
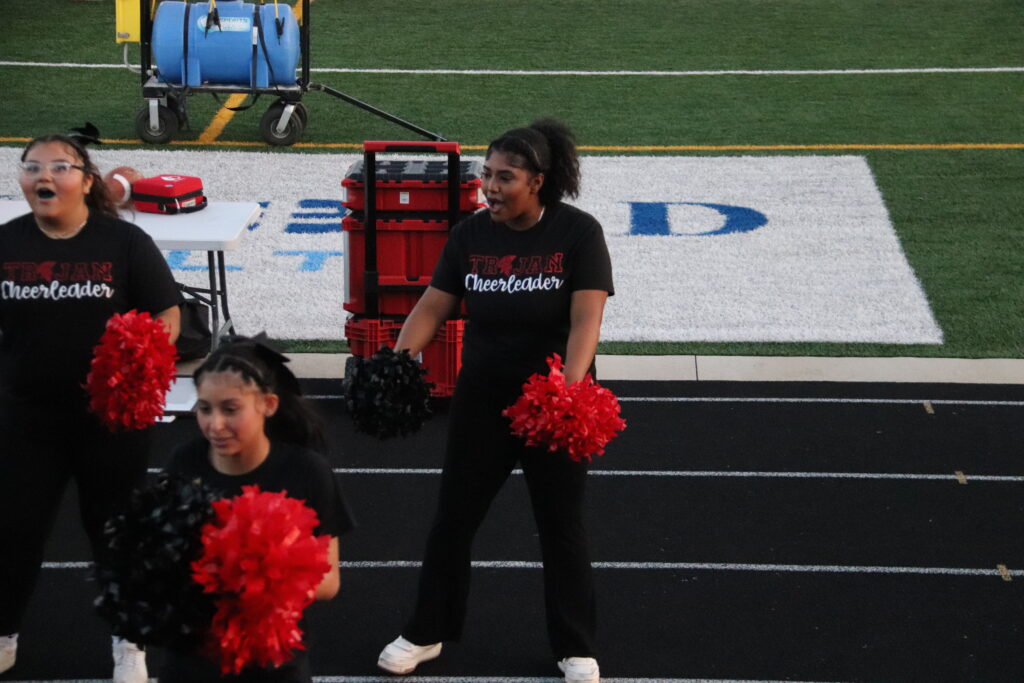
[41, 560, 1023, 577]
[143, 467, 1024, 482]
[2, 60, 1023, 76]
[306, 394, 1024, 406]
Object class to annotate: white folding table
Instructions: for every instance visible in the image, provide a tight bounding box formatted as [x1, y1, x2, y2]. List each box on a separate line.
[1, 200, 260, 414]
[0, 200, 260, 342]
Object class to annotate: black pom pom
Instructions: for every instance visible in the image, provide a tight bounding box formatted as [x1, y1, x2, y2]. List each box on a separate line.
[343, 346, 433, 438]
[94, 474, 218, 648]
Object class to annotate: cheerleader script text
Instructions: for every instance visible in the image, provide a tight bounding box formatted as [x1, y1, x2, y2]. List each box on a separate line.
[2, 280, 115, 301]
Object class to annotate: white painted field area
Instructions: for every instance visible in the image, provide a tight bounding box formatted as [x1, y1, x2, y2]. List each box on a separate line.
[0, 149, 942, 344]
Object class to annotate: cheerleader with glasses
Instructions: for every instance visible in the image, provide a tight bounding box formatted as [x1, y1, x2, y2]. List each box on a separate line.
[0, 128, 182, 682]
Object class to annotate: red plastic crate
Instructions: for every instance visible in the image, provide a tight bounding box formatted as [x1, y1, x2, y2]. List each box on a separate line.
[341, 159, 483, 212]
[345, 317, 464, 397]
[343, 212, 453, 315]
[419, 319, 464, 397]
[344, 317, 401, 358]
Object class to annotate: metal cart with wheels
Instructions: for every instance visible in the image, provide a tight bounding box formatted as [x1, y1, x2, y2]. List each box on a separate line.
[132, 0, 443, 145]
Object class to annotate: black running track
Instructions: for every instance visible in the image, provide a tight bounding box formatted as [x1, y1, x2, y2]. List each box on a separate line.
[4, 380, 1024, 683]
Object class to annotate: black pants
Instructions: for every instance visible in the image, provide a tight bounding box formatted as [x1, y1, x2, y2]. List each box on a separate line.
[0, 395, 151, 635]
[403, 373, 597, 660]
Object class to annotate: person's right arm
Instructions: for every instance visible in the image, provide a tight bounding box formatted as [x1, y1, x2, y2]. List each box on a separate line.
[394, 286, 460, 356]
[315, 537, 341, 600]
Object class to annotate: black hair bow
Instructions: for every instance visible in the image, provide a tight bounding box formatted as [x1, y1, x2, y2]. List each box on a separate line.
[69, 122, 102, 146]
[218, 332, 289, 365]
[216, 332, 302, 395]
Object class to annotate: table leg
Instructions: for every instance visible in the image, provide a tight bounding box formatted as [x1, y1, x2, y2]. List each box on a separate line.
[207, 251, 220, 345]
[216, 251, 235, 336]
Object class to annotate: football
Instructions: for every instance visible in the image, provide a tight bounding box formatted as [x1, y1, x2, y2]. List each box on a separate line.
[103, 166, 144, 206]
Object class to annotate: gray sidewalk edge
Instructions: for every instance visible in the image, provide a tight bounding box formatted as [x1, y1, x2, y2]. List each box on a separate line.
[233, 354, 1024, 384]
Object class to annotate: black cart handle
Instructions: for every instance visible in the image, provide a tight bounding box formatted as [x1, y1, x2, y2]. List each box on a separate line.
[363, 140, 461, 154]
[363, 140, 462, 318]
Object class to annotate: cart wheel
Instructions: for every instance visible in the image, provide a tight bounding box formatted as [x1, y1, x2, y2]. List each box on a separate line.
[259, 102, 304, 146]
[166, 96, 189, 127]
[293, 101, 309, 127]
[135, 105, 178, 144]
[279, 101, 309, 132]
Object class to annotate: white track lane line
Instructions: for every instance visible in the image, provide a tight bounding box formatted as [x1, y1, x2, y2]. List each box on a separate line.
[315, 678, 849, 683]
[144, 468, 1024, 482]
[616, 397, 1024, 406]
[304, 395, 1024, 406]
[334, 469, 1024, 482]
[41, 560, 1023, 577]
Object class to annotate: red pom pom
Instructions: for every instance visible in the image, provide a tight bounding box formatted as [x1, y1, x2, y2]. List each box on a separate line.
[86, 310, 178, 432]
[192, 486, 331, 675]
[502, 354, 626, 462]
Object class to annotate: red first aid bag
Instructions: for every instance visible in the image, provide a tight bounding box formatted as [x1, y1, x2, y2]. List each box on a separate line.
[132, 175, 208, 214]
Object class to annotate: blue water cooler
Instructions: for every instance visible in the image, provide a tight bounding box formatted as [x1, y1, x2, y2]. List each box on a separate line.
[151, 0, 299, 88]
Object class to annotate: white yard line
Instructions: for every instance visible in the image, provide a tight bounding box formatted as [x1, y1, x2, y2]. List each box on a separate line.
[307, 66, 1024, 77]
[2, 60, 1023, 77]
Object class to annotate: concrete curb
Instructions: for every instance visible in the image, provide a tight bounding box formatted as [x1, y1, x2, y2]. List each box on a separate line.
[180, 354, 1024, 384]
[166, 354, 1024, 413]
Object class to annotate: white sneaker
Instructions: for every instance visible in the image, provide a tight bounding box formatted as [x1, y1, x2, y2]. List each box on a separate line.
[112, 637, 148, 683]
[377, 635, 442, 674]
[0, 633, 17, 674]
[558, 656, 600, 683]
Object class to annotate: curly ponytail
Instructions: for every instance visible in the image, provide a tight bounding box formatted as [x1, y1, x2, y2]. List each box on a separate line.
[487, 117, 581, 206]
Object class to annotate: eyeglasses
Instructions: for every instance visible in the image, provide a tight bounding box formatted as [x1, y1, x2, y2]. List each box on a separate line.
[19, 161, 87, 177]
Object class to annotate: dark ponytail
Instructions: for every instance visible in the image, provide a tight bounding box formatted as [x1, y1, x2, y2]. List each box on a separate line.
[487, 117, 581, 206]
[193, 336, 328, 453]
[22, 131, 119, 218]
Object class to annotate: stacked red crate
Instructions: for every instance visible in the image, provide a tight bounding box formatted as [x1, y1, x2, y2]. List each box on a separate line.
[342, 142, 480, 396]
[342, 213, 450, 316]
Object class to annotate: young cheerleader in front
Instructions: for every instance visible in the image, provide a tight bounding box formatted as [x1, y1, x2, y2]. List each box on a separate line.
[162, 336, 355, 683]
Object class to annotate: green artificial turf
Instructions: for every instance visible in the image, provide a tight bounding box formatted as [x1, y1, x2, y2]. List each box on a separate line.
[3, 0, 1023, 357]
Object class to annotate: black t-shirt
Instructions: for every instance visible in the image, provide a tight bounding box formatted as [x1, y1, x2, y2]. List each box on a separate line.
[0, 210, 182, 404]
[431, 201, 614, 387]
[167, 437, 356, 539]
[162, 438, 356, 683]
